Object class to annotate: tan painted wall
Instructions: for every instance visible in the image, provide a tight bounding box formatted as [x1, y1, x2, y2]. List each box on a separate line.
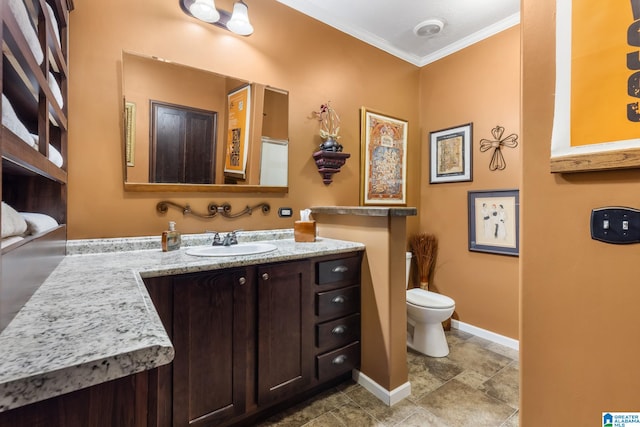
[521, 1, 640, 424]
[418, 26, 521, 339]
[67, 0, 421, 239]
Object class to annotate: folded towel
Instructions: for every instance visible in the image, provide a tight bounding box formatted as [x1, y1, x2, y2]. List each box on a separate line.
[2, 94, 35, 148]
[2, 202, 28, 238]
[45, 3, 61, 47]
[20, 212, 59, 235]
[8, 0, 44, 64]
[48, 144, 63, 167]
[48, 72, 64, 108]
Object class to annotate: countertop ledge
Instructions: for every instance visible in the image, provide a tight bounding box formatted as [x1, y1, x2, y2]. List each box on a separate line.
[311, 206, 418, 217]
[0, 233, 364, 412]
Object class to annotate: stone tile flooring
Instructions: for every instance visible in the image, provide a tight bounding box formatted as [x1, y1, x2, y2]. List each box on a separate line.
[257, 329, 519, 427]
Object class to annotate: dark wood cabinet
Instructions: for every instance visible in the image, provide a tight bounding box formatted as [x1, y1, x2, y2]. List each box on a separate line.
[172, 268, 251, 426]
[145, 252, 361, 427]
[256, 260, 313, 405]
[313, 254, 362, 383]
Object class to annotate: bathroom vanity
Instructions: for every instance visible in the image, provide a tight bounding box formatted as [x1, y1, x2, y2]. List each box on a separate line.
[145, 251, 362, 426]
[0, 232, 364, 427]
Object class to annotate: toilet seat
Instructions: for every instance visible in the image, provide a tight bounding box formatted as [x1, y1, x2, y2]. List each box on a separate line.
[406, 288, 455, 309]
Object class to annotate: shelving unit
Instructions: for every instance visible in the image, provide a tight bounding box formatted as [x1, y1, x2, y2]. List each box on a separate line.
[0, 0, 72, 330]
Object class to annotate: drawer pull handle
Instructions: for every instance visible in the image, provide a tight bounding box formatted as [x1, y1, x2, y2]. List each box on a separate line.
[262, 273, 269, 281]
[332, 355, 347, 365]
[238, 277, 246, 285]
[331, 295, 346, 304]
[332, 265, 348, 273]
[331, 325, 347, 334]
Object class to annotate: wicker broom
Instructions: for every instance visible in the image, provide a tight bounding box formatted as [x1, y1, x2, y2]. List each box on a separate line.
[410, 233, 438, 290]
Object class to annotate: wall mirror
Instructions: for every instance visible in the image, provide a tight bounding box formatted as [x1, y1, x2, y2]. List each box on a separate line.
[122, 51, 289, 193]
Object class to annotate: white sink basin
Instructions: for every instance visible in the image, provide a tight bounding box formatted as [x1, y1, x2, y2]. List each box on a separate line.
[186, 243, 278, 257]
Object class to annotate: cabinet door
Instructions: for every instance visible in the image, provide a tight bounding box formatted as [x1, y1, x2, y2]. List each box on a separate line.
[257, 260, 313, 405]
[172, 268, 251, 427]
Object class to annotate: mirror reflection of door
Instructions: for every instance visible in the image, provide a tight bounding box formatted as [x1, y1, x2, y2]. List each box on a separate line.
[150, 101, 217, 184]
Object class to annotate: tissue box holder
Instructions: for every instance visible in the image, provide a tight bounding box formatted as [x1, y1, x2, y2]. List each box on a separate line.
[294, 221, 316, 242]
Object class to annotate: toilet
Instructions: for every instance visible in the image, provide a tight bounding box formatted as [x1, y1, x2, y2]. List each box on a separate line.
[405, 252, 455, 357]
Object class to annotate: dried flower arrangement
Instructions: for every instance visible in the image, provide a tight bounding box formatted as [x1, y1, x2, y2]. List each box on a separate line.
[313, 102, 343, 152]
[410, 233, 438, 290]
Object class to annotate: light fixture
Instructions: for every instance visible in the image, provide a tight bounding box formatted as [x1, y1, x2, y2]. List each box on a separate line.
[189, 0, 220, 23]
[413, 18, 444, 37]
[180, 0, 254, 36]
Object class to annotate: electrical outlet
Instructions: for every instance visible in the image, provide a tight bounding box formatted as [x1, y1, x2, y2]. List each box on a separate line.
[591, 207, 640, 244]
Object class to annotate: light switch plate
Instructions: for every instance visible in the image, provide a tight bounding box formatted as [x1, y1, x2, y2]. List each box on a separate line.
[591, 207, 640, 244]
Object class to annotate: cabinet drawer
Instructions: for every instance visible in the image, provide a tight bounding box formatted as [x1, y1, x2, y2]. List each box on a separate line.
[316, 313, 360, 351]
[317, 341, 360, 382]
[316, 256, 360, 286]
[316, 285, 360, 320]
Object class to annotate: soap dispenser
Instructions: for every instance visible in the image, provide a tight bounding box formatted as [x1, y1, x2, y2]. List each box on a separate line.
[161, 221, 181, 252]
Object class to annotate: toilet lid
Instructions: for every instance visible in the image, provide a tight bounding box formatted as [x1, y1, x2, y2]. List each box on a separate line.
[406, 288, 455, 309]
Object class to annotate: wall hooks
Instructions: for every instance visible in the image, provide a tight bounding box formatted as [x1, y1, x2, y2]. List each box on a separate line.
[157, 201, 270, 219]
[479, 125, 519, 171]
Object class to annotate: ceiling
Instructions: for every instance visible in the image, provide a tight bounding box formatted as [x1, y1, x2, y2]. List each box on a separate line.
[275, 0, 520, 67]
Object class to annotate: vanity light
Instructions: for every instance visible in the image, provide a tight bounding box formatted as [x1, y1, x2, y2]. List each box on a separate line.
[180, 0, 254, 36]
[226, 1, 253, 36]
[189, 0, 220, 23]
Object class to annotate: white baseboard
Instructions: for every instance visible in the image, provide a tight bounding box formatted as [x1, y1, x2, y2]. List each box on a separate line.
[352, 370, 411, 406]
[451, 319, 519, 351]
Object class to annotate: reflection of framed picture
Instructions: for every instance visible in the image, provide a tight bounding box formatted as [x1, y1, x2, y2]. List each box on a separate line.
[360, 108, 407, 206]
[429, 123, 472, 183]
[225, 84, 251, 179]
[468, 189, 519, 256]
[551, 0, 640, 172]
[124, 101, 136, 167]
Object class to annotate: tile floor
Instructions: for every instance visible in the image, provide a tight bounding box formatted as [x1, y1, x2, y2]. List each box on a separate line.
[257, 329, 519, 427]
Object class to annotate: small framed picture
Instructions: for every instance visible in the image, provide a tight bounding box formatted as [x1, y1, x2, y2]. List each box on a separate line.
[468, 189, 519, 256]
[360, 107, 408, 206]
[429, 123, 473, 184]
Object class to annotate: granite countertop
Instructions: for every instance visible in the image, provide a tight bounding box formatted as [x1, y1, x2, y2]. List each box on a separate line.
[0, 230, 364, 412]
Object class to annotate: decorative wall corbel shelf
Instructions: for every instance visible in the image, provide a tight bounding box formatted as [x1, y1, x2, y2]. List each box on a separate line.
[312, 150, 351, 185]
[157, 201, 270, 219]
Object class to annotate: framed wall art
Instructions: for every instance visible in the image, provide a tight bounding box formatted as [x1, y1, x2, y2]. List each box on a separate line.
[468, 189, 519, 256]
[551, 0, 640, 172]
[124, 101, 136, 167]
[224, 84, 251, 179]
[429, 123, 472, 183]
[360, 108, 407, 205]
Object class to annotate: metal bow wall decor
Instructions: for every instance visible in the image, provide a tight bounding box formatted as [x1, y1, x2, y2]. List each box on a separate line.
[479, 125, 519, 171]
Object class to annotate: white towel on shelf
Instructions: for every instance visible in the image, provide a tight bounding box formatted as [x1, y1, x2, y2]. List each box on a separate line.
[48, 72, 64, 108]
[20, 212, 59, 235]
[45, 3, 61, 47]
[2, 94, 36, 148]
[8, 0, 44, 65]
[48, 144, 63, 167]
[1, 202, 28, 238]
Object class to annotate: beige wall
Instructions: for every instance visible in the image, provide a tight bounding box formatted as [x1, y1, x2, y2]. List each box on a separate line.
[521, 0, 640, 424]
[67, 0, 421, 239]
[418, 26, 521, 339]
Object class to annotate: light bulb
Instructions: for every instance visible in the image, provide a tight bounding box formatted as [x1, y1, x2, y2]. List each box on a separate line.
[227, 1, 253, 36]
[189, 0, 220, 23]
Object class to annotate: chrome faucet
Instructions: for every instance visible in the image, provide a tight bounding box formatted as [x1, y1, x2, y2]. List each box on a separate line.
[221, 231, 238, 246]
[207, 229, 242, 246]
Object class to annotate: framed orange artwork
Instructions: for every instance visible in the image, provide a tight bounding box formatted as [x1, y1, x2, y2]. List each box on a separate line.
[224, 84, 251, 178]
[551, 0, 640, 172]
